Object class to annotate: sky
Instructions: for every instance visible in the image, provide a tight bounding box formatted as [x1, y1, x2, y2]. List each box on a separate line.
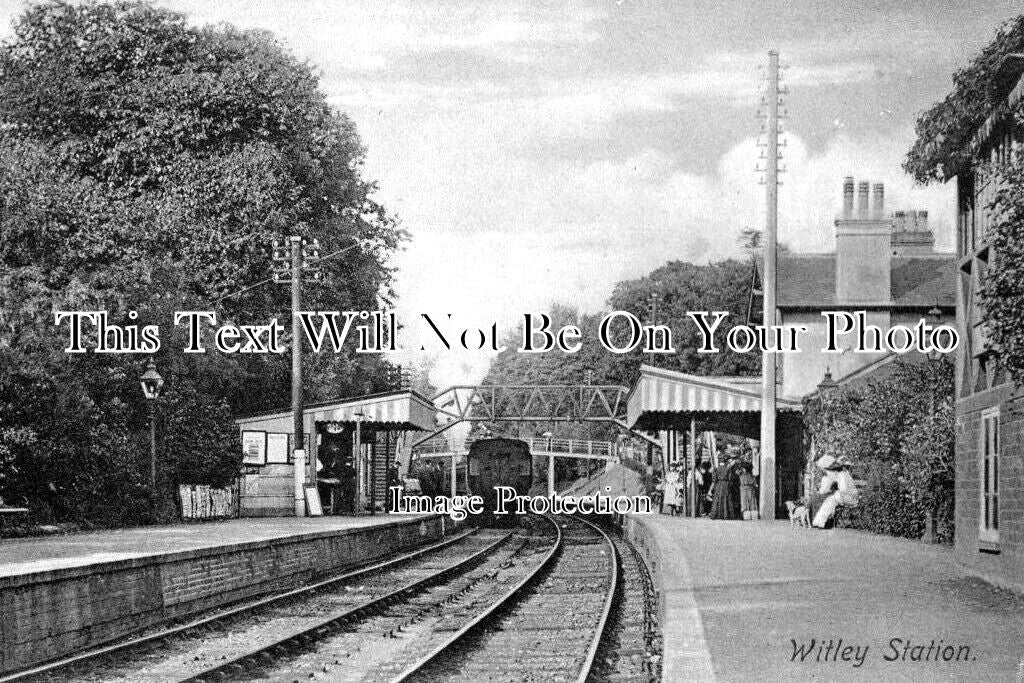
[1, 0, 1020, 387]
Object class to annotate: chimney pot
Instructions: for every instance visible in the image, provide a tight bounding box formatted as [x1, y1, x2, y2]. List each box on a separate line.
[842, 176, 855, 218]
[893, 210, 905, 232]
[906, 210, 918, 231]
[872, 183, 884, 218]
[857, 181, 870, 217]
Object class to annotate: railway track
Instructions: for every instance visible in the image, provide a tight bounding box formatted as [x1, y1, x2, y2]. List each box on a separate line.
[6, 515, 658, 683]
[589, 529, 662, 682]
[2, 524, 543, 683]
[395, 515, 618, 683]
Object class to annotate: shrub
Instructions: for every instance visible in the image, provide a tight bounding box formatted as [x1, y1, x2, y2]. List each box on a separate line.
[804, 360, 954, 542]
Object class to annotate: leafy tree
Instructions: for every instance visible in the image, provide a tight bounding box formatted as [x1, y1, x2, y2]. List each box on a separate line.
[605, 259, 761, 379]
[0, 2, 405, 525]
[736, 228, 790, 259]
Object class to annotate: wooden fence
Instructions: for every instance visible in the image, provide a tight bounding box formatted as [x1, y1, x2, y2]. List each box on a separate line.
[179, 483, 239, 520]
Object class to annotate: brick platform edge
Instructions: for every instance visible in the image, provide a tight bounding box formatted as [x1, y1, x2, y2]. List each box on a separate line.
[0, 516, 458, 675]
[615, 514, 716, 682]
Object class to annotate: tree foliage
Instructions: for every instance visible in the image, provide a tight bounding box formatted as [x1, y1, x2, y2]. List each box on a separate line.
[904, 14, 1024, 184]
[606, 259, 761, 378]
[0, 2, 405, 525]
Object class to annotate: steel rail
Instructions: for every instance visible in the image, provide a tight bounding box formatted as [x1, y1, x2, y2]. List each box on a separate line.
[390, 513, 618, 683]
[0, 526, 479, 683]
[180, 527, 520, 682]
[389, 513, 562, 682]
[573, 515, 619, 683]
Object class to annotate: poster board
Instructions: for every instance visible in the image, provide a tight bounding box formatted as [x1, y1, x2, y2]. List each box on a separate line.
[241, 431, 266, 465]
[266, 433, 290, 464]
[304, 484, 323, 516]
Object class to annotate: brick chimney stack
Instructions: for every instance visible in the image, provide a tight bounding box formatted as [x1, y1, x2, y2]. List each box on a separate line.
[835, 177, 891, 304]
[891, 208, 935, 255]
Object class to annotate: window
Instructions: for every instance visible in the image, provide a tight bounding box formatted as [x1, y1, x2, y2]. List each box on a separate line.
[980, 408, 1000, 544]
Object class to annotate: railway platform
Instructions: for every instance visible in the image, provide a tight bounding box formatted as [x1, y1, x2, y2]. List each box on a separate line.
[621, 514, 1024, 682]
[0, 513, 455, 675]
[0, 514, 419, 578]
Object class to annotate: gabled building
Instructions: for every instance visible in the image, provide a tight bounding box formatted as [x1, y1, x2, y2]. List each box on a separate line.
[952, 54, 1024, 591]
[750, 177, 955, 400]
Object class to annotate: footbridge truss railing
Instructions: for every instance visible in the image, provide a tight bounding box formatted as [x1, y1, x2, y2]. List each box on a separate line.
[410, 383, 658, 450]
[432, 384, 630, 423]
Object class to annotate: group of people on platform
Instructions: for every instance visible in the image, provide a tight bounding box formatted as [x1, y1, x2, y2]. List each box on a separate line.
[653, 446, 859, 527]
[656, 444, 759, 520]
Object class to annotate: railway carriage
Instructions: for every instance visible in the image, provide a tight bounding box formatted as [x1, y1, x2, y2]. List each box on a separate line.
[466, 438, 533, 520]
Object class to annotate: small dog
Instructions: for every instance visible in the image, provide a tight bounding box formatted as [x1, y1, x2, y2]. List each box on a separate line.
[785, 500, 810, 528]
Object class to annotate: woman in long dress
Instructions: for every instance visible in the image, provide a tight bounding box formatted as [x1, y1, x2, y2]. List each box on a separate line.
[710, 459, 734, 519]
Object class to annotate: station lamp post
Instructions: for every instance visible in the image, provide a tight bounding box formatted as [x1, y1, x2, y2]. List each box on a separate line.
[139, 359, 164, 517]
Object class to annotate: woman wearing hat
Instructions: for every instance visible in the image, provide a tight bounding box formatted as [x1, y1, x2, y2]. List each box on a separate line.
[812, 455, 859, 528]
[710, 448, 742, 520]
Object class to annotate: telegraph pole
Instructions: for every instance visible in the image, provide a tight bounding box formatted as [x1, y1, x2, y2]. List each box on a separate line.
[759, 50, 782, 521]
[273, 235, 321, 516]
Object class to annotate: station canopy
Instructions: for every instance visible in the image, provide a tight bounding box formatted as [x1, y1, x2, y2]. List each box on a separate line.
[237, 390, 437, 433]
[626, 365, 803, 438]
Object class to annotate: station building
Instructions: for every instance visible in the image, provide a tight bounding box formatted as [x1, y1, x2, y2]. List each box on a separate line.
[234, 390, 436, 516]
[950, 54, 1024, 591]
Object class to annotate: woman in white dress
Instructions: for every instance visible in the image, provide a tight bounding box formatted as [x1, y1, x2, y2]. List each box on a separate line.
[662, 465, 683, 515]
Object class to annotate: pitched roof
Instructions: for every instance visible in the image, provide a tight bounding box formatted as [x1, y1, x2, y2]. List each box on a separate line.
[753, 253, 956, 309]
